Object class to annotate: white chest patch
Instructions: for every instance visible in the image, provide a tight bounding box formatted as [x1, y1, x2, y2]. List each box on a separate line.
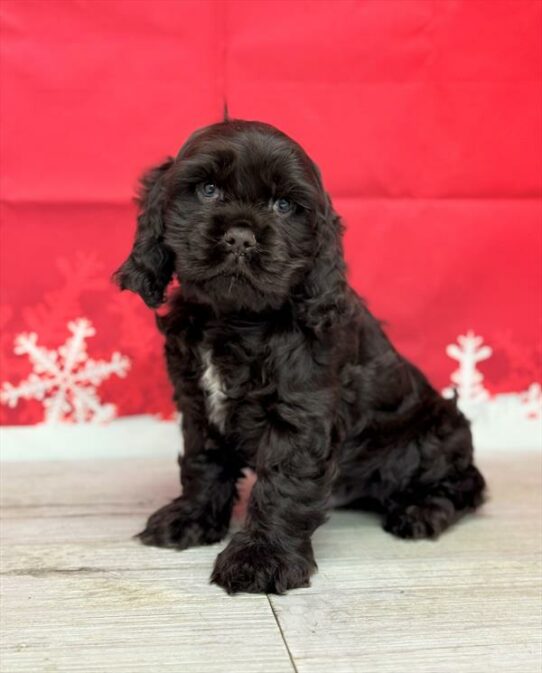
[199, 349, 228, 433]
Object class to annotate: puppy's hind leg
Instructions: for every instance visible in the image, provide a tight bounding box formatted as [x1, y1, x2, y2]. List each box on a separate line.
[383, 463, 486, 540]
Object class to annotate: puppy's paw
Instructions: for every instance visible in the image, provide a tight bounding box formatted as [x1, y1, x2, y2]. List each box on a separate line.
[137, 498, 228, 550]
[211, 533, 316, 594]
[383, 498, 455, 540]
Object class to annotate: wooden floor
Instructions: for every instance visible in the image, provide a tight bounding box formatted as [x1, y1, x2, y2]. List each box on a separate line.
[1, 451, 541, 673]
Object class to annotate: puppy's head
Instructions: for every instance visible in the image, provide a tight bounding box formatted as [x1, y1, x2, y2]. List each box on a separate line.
[115, 120, 345, 314]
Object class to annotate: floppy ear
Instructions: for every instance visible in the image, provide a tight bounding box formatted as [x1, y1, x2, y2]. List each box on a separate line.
[113, 158, 175, 308]
[298, 193, 348, 333]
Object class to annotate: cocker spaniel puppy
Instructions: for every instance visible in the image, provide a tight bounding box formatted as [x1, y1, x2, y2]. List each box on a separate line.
[115, 119, 486, 594]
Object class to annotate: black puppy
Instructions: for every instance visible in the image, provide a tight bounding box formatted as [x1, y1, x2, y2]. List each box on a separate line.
[115, 119, 485, 594]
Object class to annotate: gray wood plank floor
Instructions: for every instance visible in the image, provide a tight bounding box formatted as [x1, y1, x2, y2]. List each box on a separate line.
[1, 452, 541, 673]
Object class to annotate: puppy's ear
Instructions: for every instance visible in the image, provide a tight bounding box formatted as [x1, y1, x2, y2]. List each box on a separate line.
[113, 158, 175, 308]
[299, 192, 348, 333]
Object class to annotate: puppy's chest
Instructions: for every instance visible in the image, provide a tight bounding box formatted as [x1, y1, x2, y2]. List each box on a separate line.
[198, 345, 260, 433]
[199, 349, 229, 432]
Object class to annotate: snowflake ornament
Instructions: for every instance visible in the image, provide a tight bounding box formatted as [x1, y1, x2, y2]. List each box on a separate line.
[1, 318, 130, 424]
[442, 331, 492, 413]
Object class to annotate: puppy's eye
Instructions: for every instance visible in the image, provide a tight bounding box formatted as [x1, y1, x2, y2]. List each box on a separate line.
[273, 198, 294, 215]
[198, 182, 221, 199]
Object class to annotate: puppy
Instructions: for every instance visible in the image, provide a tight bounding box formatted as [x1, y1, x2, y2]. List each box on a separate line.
[115, 119, 486, 594]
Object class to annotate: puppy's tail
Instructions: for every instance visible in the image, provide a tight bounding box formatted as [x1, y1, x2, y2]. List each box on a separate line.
[223, 99, 230, 122]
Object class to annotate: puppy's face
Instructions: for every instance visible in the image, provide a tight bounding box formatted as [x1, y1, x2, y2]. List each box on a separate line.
[115, 121, 329, 311]
[162, 122, 324, 311]
[115, 120, 334, 312]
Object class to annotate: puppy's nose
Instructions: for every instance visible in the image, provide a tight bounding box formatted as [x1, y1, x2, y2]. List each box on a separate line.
[223, 227, 256, 254]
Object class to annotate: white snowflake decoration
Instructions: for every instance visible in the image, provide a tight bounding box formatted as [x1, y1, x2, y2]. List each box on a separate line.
[442, 331, 542, 433]
[442, 331, 492, 416]
[1, 318, 130, 424]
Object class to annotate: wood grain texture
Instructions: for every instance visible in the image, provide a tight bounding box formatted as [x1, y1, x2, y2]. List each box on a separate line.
[1, 452, 541, 673]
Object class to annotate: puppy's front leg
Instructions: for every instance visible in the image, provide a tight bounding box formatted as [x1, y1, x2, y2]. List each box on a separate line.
[211, 390, 336, 594]
[138, 413, 243, 550]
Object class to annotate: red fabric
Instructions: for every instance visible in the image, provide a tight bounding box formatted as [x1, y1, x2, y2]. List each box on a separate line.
[1, 0, 541, 424]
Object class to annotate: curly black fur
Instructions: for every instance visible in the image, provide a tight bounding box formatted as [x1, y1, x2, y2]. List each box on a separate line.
[114, 120, 486, 594]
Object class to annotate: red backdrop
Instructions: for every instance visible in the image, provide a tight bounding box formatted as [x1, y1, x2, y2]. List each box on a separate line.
[1, 0, 541, 424]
